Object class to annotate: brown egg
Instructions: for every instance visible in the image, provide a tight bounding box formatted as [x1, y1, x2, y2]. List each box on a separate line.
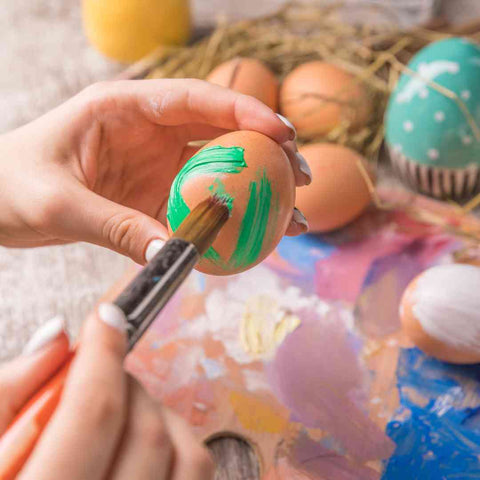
[167, 131, 295, 275]
[295, 143, 373, 232]
[279, 61, 370, 137]
[400, 264, 480, 364]
[206, 58, 279, 111]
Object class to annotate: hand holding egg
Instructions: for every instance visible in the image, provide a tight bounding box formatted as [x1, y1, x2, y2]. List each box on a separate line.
[167, 130, 309, 275]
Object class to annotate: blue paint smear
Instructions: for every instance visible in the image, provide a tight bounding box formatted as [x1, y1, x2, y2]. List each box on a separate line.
[194, 271, 206, 292]
[199, 357, 225, 379]
[277, 234, 336, 278]
[384, 348, 480, 479]
[362, 239, 427, 289]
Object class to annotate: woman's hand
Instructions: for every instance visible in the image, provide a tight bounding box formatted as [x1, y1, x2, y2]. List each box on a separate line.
[0, 308, 214, 480]
[0, 79, 310, 264]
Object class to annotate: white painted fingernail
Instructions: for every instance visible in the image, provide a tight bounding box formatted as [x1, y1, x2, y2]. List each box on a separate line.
[292, 208, 309, 232]
[98, 303, 127, 332]
[23, 315, 66, 355]
[145, 238, 166, 263]
[296, 153, 312, 184]
[276, 113, 296, 140]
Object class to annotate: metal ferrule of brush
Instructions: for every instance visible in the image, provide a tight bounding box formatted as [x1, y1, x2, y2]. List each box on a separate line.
[114, 239, 199, 350]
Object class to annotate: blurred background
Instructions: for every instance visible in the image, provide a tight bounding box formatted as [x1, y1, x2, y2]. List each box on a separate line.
[2, 0, 478, 134]
[0, 0, 478, 360]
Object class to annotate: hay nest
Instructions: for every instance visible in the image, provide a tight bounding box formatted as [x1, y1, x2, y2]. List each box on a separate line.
[119, 2, 480, 160]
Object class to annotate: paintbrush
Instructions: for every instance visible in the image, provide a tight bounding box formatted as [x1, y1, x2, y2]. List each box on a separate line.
[0, 196, 230, 480]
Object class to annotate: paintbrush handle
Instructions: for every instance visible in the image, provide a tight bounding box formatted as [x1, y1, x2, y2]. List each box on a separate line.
[114, 238, 199, 351]
[0, 353, 75, 480]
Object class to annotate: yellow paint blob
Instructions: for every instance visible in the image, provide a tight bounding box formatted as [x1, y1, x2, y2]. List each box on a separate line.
[229, 391, 288, 434]
[240, 295, 300, 359]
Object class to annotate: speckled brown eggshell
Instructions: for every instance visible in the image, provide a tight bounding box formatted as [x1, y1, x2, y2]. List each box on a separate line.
[168, 130, 295, 276]
[279, 61, 371, 137]
[295, 143, 373, 232]
[400, 275, 480, 364]
[206, 57, 279, 111]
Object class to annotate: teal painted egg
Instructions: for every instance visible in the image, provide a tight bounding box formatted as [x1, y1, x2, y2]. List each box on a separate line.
[385, 37, 480, 199]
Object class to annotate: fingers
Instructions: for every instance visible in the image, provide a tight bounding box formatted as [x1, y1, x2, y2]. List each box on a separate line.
[82, 79, 295, 144]
[182, 115, 313, 189]
[285, 208, 309, 236]
[109, 378, 173, 479]
[163, 408, 215, 480]
[48, 181, 168, 265]
[182, 123, 231, 142]
[0, 317, 69, 434]
[21, 305, 128, 480]
[280, 139, 312, 188]
[276, 116, 310, 237]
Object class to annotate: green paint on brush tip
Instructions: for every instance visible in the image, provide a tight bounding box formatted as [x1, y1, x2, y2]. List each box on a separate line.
[230, 169, 272, 269]
[208, 178, 234, 211]
[167, 145, 246, 266]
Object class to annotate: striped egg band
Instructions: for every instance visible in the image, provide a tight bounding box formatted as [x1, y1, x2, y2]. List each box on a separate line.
[389, 147, 480, 200]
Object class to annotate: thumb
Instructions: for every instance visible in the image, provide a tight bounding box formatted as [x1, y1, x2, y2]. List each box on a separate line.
[0, 317, 70, 434]
[62, 186, 169, 265]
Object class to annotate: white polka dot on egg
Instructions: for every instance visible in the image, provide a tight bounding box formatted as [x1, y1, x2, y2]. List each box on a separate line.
[419, 88, 429, 99]
[461, 90, 471, 100]
[393, 144, 403, 153]
[403, 120, 414, 132]
[427, 148, 439, 160]
[434, 111, 445, 122]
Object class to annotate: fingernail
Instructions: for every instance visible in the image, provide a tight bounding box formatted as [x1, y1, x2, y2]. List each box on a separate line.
[276, 113, 296, 140]
[98, 303, 127, 332]
[145, 238, 165, 262]
[292, 208, 309, 233]
[296, 153, 312, 185]
[23, 315, 66, 355]
[145, 238, 166, 263]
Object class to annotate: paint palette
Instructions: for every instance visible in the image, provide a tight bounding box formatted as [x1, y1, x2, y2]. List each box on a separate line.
[126, 187, 480, 479]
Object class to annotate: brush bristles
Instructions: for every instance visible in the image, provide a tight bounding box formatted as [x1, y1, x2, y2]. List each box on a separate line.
[173, 196, 230, 255]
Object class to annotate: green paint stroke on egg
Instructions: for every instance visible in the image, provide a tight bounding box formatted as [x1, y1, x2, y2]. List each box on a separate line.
[230, 169, 273, 268]
[167, 145, 278, 271]
[168, 145, 246, 231]
[167, 145, 246, 266]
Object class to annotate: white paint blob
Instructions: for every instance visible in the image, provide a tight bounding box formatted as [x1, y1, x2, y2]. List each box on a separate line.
[412, 264, 480, 352]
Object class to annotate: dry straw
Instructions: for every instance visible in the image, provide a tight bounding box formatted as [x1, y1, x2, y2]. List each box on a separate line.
[118, 2, 480, 239]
